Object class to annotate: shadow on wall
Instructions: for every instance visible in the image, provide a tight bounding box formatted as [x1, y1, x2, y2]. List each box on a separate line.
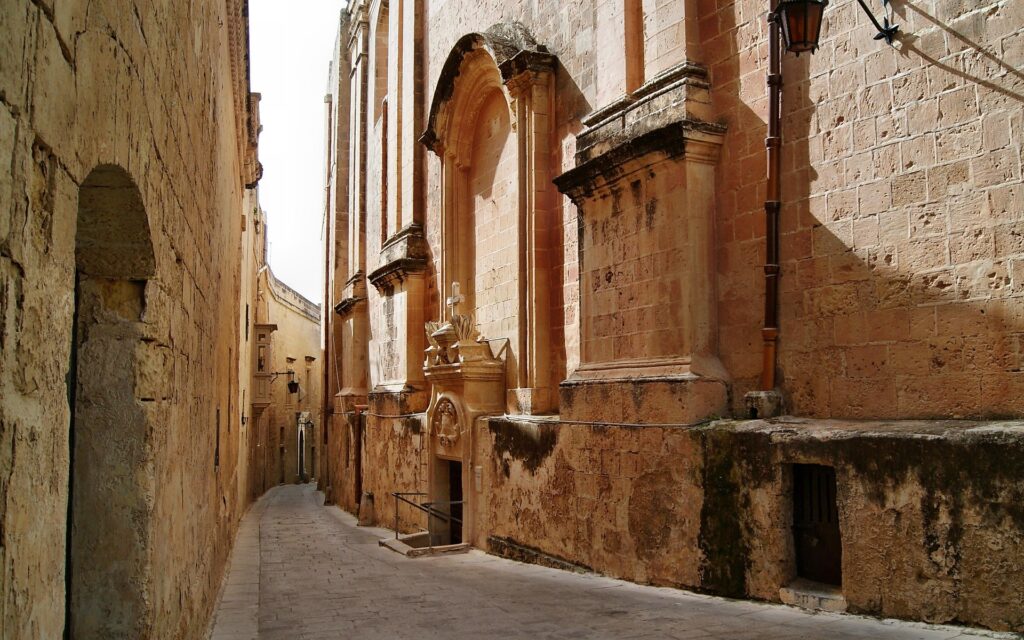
[551, 57, 593, 384]
[714, 0, 1024, 418]
[897, 0, 1024, 103]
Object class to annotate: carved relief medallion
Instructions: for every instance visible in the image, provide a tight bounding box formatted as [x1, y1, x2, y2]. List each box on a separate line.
[432, 398, 460, 448]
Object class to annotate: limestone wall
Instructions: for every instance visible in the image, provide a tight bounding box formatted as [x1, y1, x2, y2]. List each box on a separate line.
[413, 0, 1024, 421]
[238, 192, 264, 505]
[710, 0, 1024, 417]
[0, 1, 259, 636]
[260, 270, 322, 487]
[480, 418, 1024, 632]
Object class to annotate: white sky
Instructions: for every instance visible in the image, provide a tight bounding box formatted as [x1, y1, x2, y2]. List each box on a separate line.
[249, 1, 347, 304]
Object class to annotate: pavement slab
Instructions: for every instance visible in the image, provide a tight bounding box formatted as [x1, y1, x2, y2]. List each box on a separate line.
[208, 484, 1018, 640]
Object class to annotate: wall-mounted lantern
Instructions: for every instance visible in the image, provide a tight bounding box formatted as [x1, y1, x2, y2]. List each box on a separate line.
[269, 369, 299, 393]
[775, 0, 828, 55]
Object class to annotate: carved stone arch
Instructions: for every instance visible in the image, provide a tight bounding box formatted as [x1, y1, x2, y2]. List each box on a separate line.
[439, 51, 510, 168]
[421, 23, 559, 415]
[421, 22, 553, 153]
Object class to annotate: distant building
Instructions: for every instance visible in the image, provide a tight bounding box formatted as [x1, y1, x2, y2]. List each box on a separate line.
[248, 220, 323, 491]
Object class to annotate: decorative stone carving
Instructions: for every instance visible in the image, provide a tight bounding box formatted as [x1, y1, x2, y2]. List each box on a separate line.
[421, 22, 558, 414]
[424, 314, 494, 367]
[432, 398, 460, 448]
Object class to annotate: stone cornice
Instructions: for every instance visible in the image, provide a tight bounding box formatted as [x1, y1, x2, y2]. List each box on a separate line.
[553, 60, 726, 206]
[266, 268, 321, 322]
[335, 272, 368, 317]
[334, 296, 365, 317]
[553, 120, 725, 207]
[369, 223, 429, 293]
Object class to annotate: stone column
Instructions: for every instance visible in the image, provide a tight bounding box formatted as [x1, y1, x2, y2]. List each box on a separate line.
[506, 67, 557, 414]
[338, 4, 370, 411]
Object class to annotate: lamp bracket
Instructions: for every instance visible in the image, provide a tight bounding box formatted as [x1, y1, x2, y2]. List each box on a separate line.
[855, 0, 899, 45]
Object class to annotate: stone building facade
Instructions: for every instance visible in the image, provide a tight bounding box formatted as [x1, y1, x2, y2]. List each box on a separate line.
[249, 240, 323, 491]
[321, 0, 1024, 633]
[0, 1, 318, 637]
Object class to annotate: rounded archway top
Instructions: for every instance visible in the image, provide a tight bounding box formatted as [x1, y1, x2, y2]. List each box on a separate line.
[421, 22, 555, 152]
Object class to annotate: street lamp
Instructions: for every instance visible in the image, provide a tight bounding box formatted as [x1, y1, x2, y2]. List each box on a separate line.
[269, 369, 300, 393]
[775, 0, 828, 55]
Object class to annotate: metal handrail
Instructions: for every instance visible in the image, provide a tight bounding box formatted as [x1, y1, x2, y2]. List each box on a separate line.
[422, 500, 464, 525]
[390, 492, 464, 544]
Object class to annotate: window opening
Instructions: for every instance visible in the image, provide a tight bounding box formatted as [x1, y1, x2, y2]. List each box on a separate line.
[624, 0, 645, 93]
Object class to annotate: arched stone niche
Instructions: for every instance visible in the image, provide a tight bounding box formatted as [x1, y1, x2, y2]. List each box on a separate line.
[67, 164, 158, 638]
[421, 23, 558, 415]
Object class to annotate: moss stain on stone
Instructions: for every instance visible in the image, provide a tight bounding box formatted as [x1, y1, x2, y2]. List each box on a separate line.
[697, 427, 775, 599]
[488, 418, 558, 474]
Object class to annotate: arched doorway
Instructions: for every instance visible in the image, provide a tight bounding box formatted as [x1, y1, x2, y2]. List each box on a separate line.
[66, 164, 156, 638]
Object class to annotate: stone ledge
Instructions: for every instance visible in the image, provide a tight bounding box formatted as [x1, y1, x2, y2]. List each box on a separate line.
[553, 60, 726, 206]
[379, 534, 470, 558]
[720, 416, 1024, 440]
[553, 120, 725, 206]
[559, 376, 728, 425]
[369, 223, 429, 293]
[570, 60, 723, 165]
[333, 296, 364, 317]
[335, 272, 368, 317]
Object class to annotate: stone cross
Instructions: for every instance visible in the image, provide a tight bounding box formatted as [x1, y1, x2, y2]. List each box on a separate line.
[446, 281, 464, 318]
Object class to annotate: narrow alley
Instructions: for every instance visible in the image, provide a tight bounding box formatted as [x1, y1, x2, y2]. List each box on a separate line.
[208, 486, 1004, 640]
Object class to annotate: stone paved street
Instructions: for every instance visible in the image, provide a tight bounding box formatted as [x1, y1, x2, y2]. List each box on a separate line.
[208, 485, 1013, 640]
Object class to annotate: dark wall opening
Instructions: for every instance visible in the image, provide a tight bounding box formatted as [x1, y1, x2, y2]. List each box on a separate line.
[792, 464, 842, 586]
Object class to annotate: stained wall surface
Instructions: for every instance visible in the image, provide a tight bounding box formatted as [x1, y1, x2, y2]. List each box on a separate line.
[0, 0, 260, 636]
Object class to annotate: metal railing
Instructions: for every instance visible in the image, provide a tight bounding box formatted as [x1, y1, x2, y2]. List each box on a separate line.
[391, 492, 463, 548]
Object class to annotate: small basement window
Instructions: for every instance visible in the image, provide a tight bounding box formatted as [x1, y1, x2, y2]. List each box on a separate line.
[792, 464, 842, 586]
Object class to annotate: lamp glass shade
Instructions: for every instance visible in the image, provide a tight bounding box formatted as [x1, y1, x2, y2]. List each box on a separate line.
[287, 380, 299, 394]
[778, 0, 827, 54]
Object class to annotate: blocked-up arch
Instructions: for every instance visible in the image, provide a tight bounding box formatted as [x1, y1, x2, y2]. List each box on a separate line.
[66, 164, 157, 638]
[422, 23, 559, 415]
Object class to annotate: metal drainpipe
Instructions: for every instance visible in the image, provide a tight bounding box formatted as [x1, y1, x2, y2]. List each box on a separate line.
[760, 11, 783, 392]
